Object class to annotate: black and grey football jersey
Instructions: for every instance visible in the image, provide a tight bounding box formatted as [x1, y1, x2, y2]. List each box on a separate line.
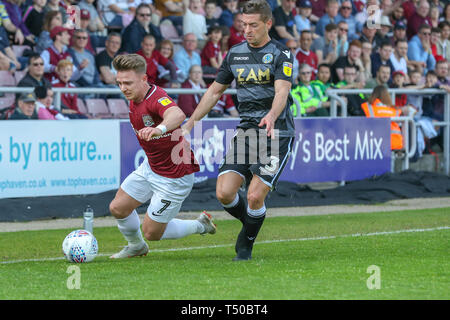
[216, 39, 295, 137]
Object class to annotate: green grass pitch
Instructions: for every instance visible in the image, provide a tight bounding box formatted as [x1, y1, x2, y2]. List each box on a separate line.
[0, 207, 449, 300]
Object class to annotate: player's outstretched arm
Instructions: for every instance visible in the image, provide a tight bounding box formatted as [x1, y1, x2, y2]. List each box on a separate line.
[181, 81, 229, 135]
[259, 79, 292, 139]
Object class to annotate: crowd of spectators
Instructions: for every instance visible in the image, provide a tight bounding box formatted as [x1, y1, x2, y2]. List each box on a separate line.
[0, 0, 449, 155]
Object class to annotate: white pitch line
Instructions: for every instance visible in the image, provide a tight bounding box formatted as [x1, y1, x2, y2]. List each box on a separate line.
[1, 226, 449, 265]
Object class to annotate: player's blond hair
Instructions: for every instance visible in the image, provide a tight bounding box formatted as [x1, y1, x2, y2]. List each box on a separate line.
[112, 54, 147, 75]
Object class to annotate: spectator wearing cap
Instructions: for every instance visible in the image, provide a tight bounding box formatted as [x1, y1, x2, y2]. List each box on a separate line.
[8, 92, 38, 120]
[359, 21, 377, 48]
[311, 23, 339, 65]
[371, 41, 394, 80]
[408, 24, 436, 75]
[407, 0, 432, 40]
[390, 20, 407, 47]
[78, 0, 106, 36]
[271, 0, 300, 43]
[315, 0, 339, 37]
[373, 16, 393, 52]
[335, 0, 358, 41]
[295, 0, 312, 34]
[389, 39, 409, 81]
[390, 70, 408, 108]
[23, 0, 47, 38]
[120, 3, 162, 54]
[41, 26, 81, 82]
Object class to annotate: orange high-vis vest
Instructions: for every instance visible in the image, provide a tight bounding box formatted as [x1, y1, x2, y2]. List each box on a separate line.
[361, 99, 404, 150]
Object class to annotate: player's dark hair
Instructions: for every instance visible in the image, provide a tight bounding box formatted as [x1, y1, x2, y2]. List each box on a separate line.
[241, 0, 272, 23]
[113, 54, 147, 75]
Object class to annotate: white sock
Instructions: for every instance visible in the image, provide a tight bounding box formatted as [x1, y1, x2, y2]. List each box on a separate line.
[160, 218, 203, 239]
[116, 210, 144, 246]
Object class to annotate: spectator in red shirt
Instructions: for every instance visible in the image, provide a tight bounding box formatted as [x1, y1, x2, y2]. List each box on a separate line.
[310, 0, 327, 23]
[52, 59, 88, 119]
[201, 26, 223, 75]
[177, 64, 206, 117]
[296, 30, 319, 79]
[228, 12, 245, 48]
[407, 0, 432, 40]
[136, 34, 179, 86]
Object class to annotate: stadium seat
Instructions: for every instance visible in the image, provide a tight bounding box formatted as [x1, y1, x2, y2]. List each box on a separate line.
[160, 21, 182, 44]
[85, 98, 113, 118]
[0, 71, 16, 86]
[77, 98, 88, 114]
[14, 70, 26, 84]
[107, 98, 129, 118]
[12, 45, 31, 58]
[0, 94, 15, 110]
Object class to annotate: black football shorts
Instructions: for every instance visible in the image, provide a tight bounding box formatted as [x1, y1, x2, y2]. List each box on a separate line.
[218, 128, 294, 190]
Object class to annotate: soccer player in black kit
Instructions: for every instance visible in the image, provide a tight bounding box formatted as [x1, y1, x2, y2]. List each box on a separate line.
[182, 0, 295, 261]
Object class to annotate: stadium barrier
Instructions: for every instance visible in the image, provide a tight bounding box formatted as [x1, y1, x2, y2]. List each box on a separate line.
[1, 86, 448, 177]
[327, 88, 449, 176]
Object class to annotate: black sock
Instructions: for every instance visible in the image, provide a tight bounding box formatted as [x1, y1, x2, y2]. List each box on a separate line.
[235, 213, 266, 254]
[222, 193, 246, 223]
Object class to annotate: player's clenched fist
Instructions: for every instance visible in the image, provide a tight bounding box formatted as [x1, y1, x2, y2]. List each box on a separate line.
[138, 127, 162, 141]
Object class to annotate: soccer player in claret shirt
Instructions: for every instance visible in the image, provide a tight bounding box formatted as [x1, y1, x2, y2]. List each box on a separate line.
[182, 0, 295, 261]
[109, 54, 216, 259]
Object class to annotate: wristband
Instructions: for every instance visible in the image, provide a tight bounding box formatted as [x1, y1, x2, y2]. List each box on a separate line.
[156, 124, 167, 135]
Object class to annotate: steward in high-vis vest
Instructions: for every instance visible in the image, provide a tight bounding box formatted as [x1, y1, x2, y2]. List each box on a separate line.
[290, 64, 329, 117]
[361, 98, 404, 150]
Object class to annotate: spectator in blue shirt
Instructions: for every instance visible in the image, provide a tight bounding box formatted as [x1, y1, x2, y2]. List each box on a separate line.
[335, 0, 358, 41]
[315, 0, 339, 37]
[408, 24, 436, 75]
[173, 33, 201, 82]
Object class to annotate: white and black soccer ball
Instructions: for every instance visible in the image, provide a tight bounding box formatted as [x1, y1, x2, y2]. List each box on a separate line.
[62, 229, 98, 263]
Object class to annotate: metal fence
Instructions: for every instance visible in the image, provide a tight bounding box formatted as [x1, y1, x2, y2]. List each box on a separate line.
[1, 86, 448, 175]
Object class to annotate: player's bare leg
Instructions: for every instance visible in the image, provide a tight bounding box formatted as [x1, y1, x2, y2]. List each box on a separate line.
[233, 175, 270, 261]
[216, 172, 246, 223]
[109, 188, 149, 259]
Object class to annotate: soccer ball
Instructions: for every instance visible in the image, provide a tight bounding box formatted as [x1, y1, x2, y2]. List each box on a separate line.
[62, 229, 98, 263]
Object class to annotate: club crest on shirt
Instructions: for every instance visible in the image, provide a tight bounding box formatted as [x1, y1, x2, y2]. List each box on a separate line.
[158, 97, 172, 106]
[142, 114, 154, 127]
[262, 53, 273, 64]
[283, 62, 292, 77]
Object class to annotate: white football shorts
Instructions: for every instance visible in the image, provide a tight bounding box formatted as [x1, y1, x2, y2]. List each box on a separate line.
[120, 160, 194, 223]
